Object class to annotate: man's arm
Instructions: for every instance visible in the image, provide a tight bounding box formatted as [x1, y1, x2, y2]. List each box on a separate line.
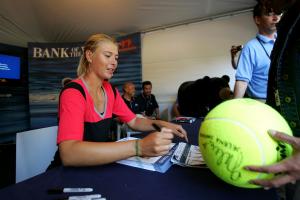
[172, 101, 181, 117]
[233, 80, 248, 98]
[231, 46, 240, 70]
[152, 95, 160, 119]
[154, 107, 160, 119]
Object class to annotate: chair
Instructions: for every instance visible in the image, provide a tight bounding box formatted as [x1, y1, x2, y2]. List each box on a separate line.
[15, 126, 58, 183]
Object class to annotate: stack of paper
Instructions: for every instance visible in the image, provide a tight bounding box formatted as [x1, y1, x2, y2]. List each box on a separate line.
[171, 142, 206, 168]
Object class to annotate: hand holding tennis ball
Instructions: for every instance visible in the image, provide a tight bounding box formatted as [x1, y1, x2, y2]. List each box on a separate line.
[246, 130, 300, 189]
[199, 98, 293, 188]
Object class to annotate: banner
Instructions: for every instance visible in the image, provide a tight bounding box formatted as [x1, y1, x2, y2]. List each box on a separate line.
[114, 33, 142, 92]
[28, 42, 82, 129]
[28, 33, 142, 129]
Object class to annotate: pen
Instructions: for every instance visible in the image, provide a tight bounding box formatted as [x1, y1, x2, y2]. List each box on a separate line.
[68, 194, 101, 200]
[152, 123, 188, 142]
[48, 188, 93, 194]
[152, 123, 161, 132]
[64, 188, 93, 193]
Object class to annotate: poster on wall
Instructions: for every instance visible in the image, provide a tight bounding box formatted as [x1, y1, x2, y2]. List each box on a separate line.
[28, 33, 142, 129]
[28, 42, 83, 129]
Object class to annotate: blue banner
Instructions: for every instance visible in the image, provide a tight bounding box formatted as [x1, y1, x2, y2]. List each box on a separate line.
[28, 33, 142, 129]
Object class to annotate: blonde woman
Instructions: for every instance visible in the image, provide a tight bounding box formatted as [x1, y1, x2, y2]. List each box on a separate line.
[51, 34, 187, 167]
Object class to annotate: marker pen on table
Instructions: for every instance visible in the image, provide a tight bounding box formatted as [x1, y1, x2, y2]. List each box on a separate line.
[48, 188, 93, 194]
[68, 194, 101, 200]
[64, 188, 93, 193]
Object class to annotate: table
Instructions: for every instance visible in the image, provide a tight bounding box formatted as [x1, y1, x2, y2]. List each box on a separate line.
[0, 119, 279, 200]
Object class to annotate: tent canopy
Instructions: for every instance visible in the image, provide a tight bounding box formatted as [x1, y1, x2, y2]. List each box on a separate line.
[0, 0, 255, 47]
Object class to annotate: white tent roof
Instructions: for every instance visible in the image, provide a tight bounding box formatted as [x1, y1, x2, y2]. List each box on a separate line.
[0, 0, 256, 47]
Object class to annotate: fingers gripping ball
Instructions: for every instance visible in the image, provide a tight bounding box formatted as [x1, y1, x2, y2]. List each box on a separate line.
[199, 98, 293, 188]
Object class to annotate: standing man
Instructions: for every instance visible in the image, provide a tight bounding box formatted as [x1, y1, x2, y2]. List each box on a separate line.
[121, 82, 139, 114]
[136, 81, 159, 119]
[233, 2, 281, 101]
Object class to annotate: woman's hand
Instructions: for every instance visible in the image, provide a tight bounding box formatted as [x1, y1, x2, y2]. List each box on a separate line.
[127, 117, 188, 142]
[139, 127, 174, 156]
[156, 121, 188, 142]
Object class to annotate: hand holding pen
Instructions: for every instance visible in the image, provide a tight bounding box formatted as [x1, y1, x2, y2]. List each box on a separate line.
[152, 122, 188, 142]
[138, 124, 174, 157]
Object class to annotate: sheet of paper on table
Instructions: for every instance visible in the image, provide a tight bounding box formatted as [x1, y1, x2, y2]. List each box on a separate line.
[116, 137, 177, 173]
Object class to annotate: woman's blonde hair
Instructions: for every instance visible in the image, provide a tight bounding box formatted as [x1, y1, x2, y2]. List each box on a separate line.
[77, 34, 117, 77]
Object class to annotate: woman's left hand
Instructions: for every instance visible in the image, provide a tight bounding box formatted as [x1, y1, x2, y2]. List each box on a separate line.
[157, 121, 188, 142]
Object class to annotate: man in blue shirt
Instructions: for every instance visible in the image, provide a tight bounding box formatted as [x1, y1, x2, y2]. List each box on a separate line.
[233, 3, 282, 100]
[136, 81, 159, 119]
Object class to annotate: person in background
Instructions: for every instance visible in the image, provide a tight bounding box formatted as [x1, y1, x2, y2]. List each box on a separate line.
[221, 75, 233, 98]
[177, 76, 231, 118]
[136, 81, 159, 119]
[121, 81, 139, 114]
[50, 33, 187, 168]
[245, 1, 300, 199]
[171, 98, 181, 118]
[230, 45, 243, 70]
[233, 2, 281, 101]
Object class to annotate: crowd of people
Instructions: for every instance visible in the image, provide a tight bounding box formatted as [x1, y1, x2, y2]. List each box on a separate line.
[120, 80, 160, 119]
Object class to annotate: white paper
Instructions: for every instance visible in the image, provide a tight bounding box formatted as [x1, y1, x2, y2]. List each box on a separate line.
[116, 137, 175, 172]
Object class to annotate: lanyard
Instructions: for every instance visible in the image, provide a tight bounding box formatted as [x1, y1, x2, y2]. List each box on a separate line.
[256, 36, 271, 59]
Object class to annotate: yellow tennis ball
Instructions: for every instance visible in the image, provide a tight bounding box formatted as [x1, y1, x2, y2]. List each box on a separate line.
[199, 98, 293, 188]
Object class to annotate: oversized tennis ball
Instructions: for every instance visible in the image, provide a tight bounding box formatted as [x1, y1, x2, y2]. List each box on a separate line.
[199, 98, 293, 188]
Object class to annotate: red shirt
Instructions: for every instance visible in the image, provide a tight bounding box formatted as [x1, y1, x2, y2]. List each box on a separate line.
[57, 78, 135, 144]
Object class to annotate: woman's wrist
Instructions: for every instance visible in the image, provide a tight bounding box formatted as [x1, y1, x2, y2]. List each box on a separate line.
[135, 139, 141, 156]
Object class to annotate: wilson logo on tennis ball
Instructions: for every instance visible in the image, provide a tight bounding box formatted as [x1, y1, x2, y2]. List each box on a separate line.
[276, 142, 289, 159]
